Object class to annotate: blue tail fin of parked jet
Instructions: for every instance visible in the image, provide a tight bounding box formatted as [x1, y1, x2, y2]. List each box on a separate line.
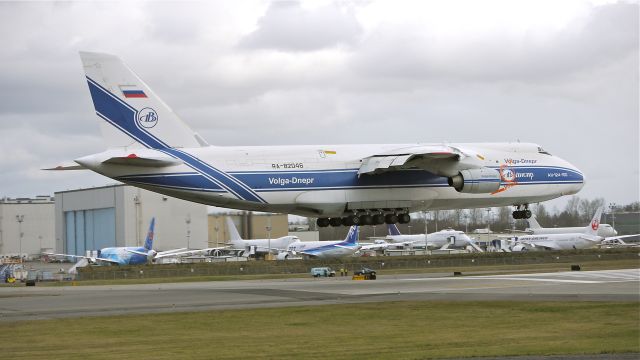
[387, 224, 402, 236]
[344, 226, 359, 245]
[144, 218, 156, 250]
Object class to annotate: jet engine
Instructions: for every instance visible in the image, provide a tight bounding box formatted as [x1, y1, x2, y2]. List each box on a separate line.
[447, 168, 501, 194]
[147, 249, 158, 263]
[510, 244, 528, 252]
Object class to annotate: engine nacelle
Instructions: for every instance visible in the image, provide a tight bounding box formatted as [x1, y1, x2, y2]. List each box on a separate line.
[276, 252, 290, 260]
[510, 244, 528, 252]
[447, 168, 501, 194]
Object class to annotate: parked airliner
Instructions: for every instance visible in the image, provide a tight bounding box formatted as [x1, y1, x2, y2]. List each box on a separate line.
[510, 208, 638, 251]
[224, 217, 300, 256]
[285, 226, 360, 259]
[49, 52, 584, 227]
[361, 224, 482, 252]
[526, 215, 617, 237]
[46, 218, 185, 265]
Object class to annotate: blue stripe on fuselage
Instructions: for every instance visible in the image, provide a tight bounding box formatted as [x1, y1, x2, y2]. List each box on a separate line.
[114, 166, 583, 193]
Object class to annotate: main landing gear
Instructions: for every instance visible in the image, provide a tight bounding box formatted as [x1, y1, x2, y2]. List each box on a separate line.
[316, 211, 411, 228]
[512, 205, 532, 220]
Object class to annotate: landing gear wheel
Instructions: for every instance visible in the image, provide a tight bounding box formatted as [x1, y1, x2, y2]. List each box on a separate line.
[398, 213, 411, 224]
[372, 214, 385, 225]
[316, 218, 330, 228]
[512, 211, 521, 220]
[384, 214, 398, 224]
[359, 214, 373, 226]
[524, 210, 532, 219]
[341, 215, 360, 226]
[329, 218, 342, 227]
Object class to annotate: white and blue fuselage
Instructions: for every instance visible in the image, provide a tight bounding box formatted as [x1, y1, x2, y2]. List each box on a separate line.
[98, 247, 151, 265]
[77, 143, 584, 217]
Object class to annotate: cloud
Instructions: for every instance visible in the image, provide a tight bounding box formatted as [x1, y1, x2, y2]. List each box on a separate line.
[351, 2, 639, 83]
[239, 1, 363, 51]
[0, 0, 636, 208]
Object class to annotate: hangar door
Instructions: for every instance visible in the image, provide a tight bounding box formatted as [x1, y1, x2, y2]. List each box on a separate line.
[65, 208, 116, 255]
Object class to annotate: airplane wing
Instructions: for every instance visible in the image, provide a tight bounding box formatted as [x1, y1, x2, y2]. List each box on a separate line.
[603, 234, 640, 241]
[156, 248, 188, 256]
[126, 249, 148, 256]
[44, 252, 89, 259]
[358, 144, 479, 177]
[527, 241, 562, 250]
[359, 243, 390, 251]
[155, 247, 228, 258]
[94, 257, 122, 264]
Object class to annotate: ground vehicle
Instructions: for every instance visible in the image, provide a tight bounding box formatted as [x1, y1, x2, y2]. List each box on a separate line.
[353, 267, 377, 280]
[310, 267, 336, 277]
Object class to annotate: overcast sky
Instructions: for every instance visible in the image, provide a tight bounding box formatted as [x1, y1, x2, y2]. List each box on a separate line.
[0, 0, 638, 212]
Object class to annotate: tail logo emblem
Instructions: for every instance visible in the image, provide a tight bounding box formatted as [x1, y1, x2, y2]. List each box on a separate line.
[591, 219, 599, 230]
[137, 107, 159, 128]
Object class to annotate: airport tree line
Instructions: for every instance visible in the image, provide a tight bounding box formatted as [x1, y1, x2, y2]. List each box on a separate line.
[309, 197, 639, 239]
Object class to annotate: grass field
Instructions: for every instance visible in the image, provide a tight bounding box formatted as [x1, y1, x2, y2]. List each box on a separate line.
[1, 301, 638, 360]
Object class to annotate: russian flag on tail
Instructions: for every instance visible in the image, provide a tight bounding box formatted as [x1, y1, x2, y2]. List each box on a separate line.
[119, 85, 147, 98]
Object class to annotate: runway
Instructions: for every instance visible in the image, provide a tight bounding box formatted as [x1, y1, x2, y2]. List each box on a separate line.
[1, 268, 638, 322]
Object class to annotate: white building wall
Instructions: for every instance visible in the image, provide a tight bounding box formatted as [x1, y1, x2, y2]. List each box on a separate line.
[0, 199, 55, 257]
[121, 187, 207, 250]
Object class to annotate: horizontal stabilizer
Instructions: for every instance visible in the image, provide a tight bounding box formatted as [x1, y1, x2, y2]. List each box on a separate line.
[102, 154, 182, 167]
[43, 162, 86, 171]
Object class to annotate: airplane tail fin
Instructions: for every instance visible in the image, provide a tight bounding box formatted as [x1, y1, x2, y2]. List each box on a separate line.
[527, 215, 542, 229]
[143, 218, 156, 250]
[79, 52, 208, 150]
[387, 224, 402, 236]
[344, 226, 359, 245]
[225, 217, 244, 246]
[585, 208, 603, 236]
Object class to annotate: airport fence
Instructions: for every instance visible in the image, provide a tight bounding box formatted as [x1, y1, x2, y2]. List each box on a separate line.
[75, 248, 639, 281]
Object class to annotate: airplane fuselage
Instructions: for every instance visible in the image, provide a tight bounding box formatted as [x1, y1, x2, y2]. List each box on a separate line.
[287, 240, 359, 259]
[99, 246, 149, 265]
[77, 142, 584, 218]
[512, 233, 600, 251]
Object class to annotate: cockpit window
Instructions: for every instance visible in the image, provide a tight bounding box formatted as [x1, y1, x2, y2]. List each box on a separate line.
[537, 146, 552, 155]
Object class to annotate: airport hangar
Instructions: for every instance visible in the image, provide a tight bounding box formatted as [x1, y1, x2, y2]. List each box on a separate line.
[1, 184, 291, 259]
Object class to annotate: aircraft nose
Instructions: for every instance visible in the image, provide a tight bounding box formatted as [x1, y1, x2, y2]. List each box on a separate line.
[559, 158, 585, 195]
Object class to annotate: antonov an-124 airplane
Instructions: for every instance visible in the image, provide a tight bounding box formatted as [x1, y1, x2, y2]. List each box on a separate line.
[49, 52, 585, 227]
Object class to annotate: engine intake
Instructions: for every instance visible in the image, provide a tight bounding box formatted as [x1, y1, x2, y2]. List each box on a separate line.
[448, 168, 501, 194]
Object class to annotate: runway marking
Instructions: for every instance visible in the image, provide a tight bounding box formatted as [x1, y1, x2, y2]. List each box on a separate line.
[404, 269, 640, 284]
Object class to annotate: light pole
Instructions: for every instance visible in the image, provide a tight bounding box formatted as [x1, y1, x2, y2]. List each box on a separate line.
[185, 214, 191, 249]
[16, 215, 24, 259]
[266, 214, 272, 259]
[609, 203, 617, 230]
[214, 219, 220, 249]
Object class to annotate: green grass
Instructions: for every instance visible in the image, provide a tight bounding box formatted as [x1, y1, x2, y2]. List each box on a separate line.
[1, 301, 638, 359]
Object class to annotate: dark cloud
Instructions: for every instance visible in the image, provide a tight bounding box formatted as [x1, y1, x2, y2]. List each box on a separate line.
[239, 1, 363, 51]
